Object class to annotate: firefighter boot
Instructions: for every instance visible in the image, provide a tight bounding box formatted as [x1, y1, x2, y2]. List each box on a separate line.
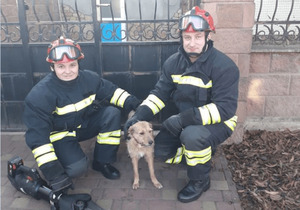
[177, 178, 210, 203]
[92, 161, 120, 180]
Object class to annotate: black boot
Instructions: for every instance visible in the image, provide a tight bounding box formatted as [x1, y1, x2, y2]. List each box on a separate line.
[92, 161, 120, 180]
[177, 179, 210, 203]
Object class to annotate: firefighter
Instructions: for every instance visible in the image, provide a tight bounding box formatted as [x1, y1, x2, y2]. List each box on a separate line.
[125, 6, 239, 203]
[23, 36, 140, 195]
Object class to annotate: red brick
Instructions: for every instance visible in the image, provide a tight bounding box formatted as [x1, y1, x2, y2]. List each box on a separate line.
[271, 53, 300, 73]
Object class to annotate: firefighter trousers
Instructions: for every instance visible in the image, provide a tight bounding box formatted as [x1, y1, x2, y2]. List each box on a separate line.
[154, 123, 233, 180]
[52, 106, 121, 178]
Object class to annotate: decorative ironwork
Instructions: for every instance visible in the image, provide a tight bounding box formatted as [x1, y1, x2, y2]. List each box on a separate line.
[253, 0, 300, 46]
[1, 0, 184, 43]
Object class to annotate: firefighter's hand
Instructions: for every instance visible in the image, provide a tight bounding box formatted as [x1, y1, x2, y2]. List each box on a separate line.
[124, 115, 139, 139]
[162, 114, 183, 137]
[57, 193, 92, 210]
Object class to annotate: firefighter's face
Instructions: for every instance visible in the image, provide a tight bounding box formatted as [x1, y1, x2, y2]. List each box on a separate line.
[182, 31, 206, 58]
[53, 60, 79, 81]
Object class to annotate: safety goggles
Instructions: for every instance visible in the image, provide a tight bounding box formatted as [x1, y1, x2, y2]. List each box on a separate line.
[179, 15, 209, 31]
[48, 45, 81, 61]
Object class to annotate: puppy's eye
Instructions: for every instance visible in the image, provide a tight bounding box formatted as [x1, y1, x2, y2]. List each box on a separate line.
[139, 131, 145, 135]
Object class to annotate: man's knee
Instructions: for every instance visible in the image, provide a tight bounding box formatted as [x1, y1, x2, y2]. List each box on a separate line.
[180, 125, 211, 149]
[64, 156, 89, 178]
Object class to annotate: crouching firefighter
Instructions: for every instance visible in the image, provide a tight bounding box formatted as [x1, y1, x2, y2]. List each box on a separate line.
[124, 6, 239, 203]
[23, 36, 140, 198]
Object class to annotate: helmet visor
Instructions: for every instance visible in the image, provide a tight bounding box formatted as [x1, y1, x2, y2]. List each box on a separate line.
[48, 45, 81, 62]
[179, 15, 209, 31]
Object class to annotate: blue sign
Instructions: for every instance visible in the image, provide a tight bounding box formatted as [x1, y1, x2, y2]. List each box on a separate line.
[101, 23, 122, 42]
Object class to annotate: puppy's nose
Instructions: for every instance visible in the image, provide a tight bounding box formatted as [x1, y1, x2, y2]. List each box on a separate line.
[148, 140, 154, 145]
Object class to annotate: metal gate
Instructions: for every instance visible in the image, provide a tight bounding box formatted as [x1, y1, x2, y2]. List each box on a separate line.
[1, 0, 199, 131]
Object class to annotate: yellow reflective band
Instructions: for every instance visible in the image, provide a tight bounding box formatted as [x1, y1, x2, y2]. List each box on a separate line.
[186, 155, 211, 166]
[185, 146, 212, 166]
[165, 146, 185, 164]
[97, 130, 121, 145]
[110, 88, 130, 108]
[206, 103, 221, 124]
[140, 94, 165, 115]
[172, 75, 212, 88]
[36, 152, 58, 167]
[224, 115, 238, 131]
[32, 143, 54, 159]
[50, 131, 76, 143]
[198, 106, 211, 125]
[53, 94, 96, 115]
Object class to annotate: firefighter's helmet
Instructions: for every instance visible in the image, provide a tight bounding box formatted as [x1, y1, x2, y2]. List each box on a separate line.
[179, 6, 215, 33]
[46, 36, 84, 63]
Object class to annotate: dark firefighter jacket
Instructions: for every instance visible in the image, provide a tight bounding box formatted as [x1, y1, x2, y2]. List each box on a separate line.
[23, 69, 138, 172]
[140, 40, 239, 131]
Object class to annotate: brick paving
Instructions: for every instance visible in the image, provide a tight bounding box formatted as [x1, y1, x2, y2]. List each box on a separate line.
[1, 132, 242, 210]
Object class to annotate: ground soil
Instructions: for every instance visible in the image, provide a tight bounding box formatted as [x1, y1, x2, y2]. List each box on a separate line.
[222, 129, 300, 210]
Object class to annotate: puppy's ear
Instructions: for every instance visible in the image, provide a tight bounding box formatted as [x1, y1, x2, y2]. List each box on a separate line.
[127, 126, 134, 139]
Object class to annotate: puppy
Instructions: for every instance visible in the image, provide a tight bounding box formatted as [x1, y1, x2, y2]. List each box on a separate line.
[127, 120, 163, 190]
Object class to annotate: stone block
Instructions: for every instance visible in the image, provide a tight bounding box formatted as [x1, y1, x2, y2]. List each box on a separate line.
[217, 4, 244, 28]
[250, 53, 271, 73]
[246, 96, 265, 116]
[265, 96, 300, 117]
[271, 53, 300, 73]
[238, 54, 250, 77]
[291, 75, 300, 96]
[238, 77, 249, 101]
[213, 29, 253, 54]
[248, 75, 290, 96]
[236, 101, 247, 122]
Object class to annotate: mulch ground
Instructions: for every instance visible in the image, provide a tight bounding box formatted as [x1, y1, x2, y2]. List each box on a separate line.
[222, 129, 300, 210]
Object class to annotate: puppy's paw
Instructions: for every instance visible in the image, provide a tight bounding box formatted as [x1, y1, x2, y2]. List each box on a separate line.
[153, 181, 163, 189]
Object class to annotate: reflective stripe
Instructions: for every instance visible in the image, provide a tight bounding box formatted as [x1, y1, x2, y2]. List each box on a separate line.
[50, 131, 76, 143]
[53, 94, 96, 115]
[32, 143, 54, 159]
[165, 146, 184, 164]
[110, 88, 130, 108]
[206, 103, 221, 124]
[185, 146, 212, 166]
[198, 103, 221, 125]
[36, 152, 58, 167]
[172, 75, 212, 88]
[224, 115, 238, 131]
[97, 130, 121, 145]
[198, 106, 211, 125]
[140, 94, 165, 115]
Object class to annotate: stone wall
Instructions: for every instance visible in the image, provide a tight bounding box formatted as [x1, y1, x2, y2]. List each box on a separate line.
[202, 0, 300, 144]
[202, 0, 255, 143]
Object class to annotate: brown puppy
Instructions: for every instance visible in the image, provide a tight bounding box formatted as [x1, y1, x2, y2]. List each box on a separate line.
[127, 121, 163, 190]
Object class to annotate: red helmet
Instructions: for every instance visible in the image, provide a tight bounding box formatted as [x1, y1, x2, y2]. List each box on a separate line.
[46, 36, 84, 64]
[179, 6, 215, 33]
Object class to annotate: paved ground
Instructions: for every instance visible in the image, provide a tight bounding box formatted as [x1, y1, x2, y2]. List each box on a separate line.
[1, 132, 242, 210]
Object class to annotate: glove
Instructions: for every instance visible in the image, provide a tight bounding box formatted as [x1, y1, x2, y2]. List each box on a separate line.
[123, 105, 154, 139]
[124, 115, 139, 140]
[162, 108, 196, 137]
[162, 115, 183, 137]
[56, 193, 92, 210]
[124, 95, 141, 112]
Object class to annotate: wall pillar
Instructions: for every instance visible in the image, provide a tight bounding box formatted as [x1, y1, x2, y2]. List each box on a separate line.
[201, 0, 255, 143]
